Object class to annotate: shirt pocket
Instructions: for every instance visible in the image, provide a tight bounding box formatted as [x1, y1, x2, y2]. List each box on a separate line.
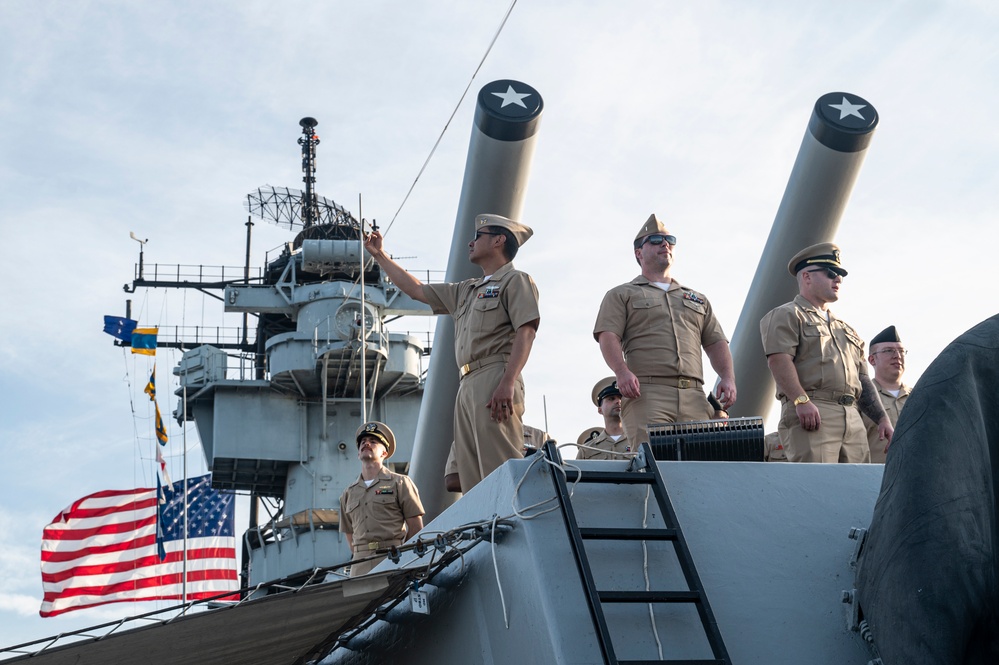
[472, 298, 502, 331]
[680, 299, 706, 315]
[801, 322, 828, 338]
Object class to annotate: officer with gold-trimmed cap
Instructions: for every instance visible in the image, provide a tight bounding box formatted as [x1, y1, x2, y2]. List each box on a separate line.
[760, 243, 892, 463]
[576, 377, 633, 460]
[363, 213, 540, 493]
[861, 325, 912, 463]
[338, 421, 424, 576]
[593, 213, 737, 447]
[786, 242, 849, 277]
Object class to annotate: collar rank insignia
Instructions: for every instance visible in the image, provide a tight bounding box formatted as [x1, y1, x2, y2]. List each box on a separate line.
[477, 285, 501, 299]
[683, 291, 706, 305]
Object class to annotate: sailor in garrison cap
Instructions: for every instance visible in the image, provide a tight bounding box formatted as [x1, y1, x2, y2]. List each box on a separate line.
[760, 243, 892, 463]
[339, 422, 425, 577]
[593, 214, 737, 447]
[576, 377, 633, 460]
[861, 325, 912, 463]
[364, 214, 540, 492]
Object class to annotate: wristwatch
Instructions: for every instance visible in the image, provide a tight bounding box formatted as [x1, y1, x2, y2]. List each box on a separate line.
[793, 394, 810, 406]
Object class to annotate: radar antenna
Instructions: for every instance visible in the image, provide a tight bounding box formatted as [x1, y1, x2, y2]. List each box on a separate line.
[244, 117, 362, 245]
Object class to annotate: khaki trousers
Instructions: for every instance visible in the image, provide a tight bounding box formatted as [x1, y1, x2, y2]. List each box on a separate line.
[778, 399, 870, 463]
[454, 364, 525, 492]
[621, 383, 714, 446]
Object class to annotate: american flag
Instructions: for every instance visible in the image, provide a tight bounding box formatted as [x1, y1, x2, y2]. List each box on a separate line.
[40, 474, 238, 617]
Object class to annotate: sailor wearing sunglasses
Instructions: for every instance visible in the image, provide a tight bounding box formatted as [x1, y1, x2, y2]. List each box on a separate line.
[594, 213, 737, 447]
[760, 242, 892, 463]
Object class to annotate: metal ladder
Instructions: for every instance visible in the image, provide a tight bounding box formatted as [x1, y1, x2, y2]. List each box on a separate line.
[543, 441, 732, 665]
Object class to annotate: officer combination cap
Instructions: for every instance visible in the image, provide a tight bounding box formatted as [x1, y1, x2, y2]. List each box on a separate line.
[355, 421, 396, 459]
[787, 242, 848, 277]
[476, 213, 533, 247]
[634, 213, 668, 244]
[870, 325, 901, 346]
[591, 376, 622, 406]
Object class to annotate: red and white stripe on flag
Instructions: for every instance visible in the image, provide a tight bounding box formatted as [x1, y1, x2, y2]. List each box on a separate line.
[40, 484, 238, 617]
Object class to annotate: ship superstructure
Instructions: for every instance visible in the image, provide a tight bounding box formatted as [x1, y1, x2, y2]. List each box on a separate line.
[126, 116, 435, 587]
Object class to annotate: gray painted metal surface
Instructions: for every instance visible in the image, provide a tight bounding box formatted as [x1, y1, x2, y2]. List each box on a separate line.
[727, 92, 878, 424]
[335, 457, 882, 663]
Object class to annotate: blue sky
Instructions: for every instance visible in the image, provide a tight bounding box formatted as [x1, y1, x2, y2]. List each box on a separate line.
[2, 0, 998, 651]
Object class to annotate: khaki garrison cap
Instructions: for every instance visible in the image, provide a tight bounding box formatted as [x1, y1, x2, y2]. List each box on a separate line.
[787, 242, 848, 277]
[475, 214, 533, 247]
[634, 213, 667, 243]
[356, 421, 397, 459]
[591, 377, 622, 407]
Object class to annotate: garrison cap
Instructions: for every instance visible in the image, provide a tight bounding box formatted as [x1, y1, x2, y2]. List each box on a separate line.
[591, 376, 622, 406]
[634, 213, 668, 244]
[870, 325, 901, 346]
[788, 242, 848, 277]
[476, 214, 533, 247]
[356, 421, 396, 459]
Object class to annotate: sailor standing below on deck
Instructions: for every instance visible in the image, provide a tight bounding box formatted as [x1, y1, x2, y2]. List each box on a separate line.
[339, 422, 425, 577]
[576, 377, 633, 460]
[363, 214, 540, 492]
[760, 243, 892, 463]
[593, 214, 737, 447]
[862, 325, 912, 463]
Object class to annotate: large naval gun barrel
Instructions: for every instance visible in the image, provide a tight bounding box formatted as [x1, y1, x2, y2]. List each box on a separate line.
[409, 80, 543, 520]
[727, 92, 878, 422]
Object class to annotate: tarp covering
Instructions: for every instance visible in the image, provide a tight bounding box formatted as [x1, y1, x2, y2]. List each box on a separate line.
[4, 569, 417, 665]
[856, 313, 999, 665]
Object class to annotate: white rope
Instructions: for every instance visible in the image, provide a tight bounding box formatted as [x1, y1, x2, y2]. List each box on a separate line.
[642, 483, 664, 658]
[383, 0, 519, 235]
[490, 513, 509, 628]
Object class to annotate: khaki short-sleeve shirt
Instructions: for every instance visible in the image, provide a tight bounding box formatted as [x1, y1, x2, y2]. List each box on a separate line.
[422, 262, 540, 368]
[760, 295, 868, 399]
[339, 469, 425, 547]
[576, 428, 633, 460]
[593, 277, 727, 380]
[862, 381, 911, 463]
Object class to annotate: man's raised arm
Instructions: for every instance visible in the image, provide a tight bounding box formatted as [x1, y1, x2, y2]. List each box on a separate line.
[363, 230, 429, 304]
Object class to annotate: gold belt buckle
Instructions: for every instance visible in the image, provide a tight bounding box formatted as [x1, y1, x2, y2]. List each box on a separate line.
[678, 377, 691, 389]
[460, 364, 471, 377]
[367, 542, 379, 551]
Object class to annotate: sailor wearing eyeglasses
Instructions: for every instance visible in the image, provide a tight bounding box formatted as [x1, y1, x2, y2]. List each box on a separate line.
[593, 213, 737, 447]
[862, 325, 912, 463]
[363, 214, 540, 492]
[760, 242, 892, 463]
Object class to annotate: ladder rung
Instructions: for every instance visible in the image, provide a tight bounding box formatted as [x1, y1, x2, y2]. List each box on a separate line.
[579, 527, 677, 541]
[599, 590, 702, 603]
[564, 470, 656, 484]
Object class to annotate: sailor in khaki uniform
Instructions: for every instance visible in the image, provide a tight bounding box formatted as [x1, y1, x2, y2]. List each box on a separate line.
[763, 432, 788, 462]
[862, 325, 912, 463]
[339, 422, 424, 577]
[363, 214, 540, 492]
[594, 214, 737, 446]
[576, 377, 633, 460]
[760, 243, 892, 463]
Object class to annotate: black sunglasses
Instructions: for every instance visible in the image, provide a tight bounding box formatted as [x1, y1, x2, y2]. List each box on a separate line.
[806, 267, 842, 279]
[638, 233, 677, 248]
